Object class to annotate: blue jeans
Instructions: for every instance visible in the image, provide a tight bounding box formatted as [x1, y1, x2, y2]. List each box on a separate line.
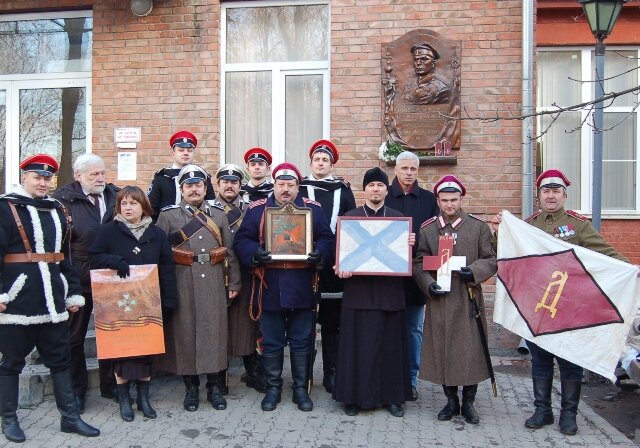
[260, 309, 314, 355]
[527, 341, 583, 381]
[405, 304, 425, 387]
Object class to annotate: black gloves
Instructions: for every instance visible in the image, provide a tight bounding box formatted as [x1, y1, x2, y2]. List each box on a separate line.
[116, 260, 130, 279]
[251, 249, 272, 266]
[459, 267, 475, 283]
[306, 249, 322, 266]
[429, 282, 447, 297]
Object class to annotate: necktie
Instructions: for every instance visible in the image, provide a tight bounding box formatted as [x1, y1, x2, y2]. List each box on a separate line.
[89, 193, 102, 218]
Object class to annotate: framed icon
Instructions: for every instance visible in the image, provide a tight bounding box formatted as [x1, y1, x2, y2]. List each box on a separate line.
[264, 202, 313, 260]
[336, 216, 412, 276]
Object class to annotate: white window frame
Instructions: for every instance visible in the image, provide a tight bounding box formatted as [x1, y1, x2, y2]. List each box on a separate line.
[0, 10, 93, 189]
[220, 0, 331, 166]
[536, 46, 640, 217]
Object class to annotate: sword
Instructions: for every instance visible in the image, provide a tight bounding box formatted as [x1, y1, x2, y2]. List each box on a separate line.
[467, 283, 498, 398]
[308, 268, 321, 394]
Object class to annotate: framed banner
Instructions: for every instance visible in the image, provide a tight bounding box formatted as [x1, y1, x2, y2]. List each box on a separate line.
[336, 216, 412, 276]
[90, 264, 165, 360]
[264, 202, 313, 260]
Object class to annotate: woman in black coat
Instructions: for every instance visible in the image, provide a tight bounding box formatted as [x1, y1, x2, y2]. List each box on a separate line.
[89, 186, 177, 422]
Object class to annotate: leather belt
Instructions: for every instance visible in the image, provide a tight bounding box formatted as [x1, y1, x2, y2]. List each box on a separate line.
[193, 253, 211, 263]
[266, 260, 309, 269]
[4, 252, 65, 263]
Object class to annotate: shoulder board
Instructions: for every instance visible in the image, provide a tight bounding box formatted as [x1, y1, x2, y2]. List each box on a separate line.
[566, 210, 588, 222]
[160, 204, 180, 212]
[421, 216, 438, 228]
[206, 200, 224, 211]
[336, 177, 351, 188]
[524, 211, 541, 223]
[248, 198, 268, 210]
[154, 167, 171, 176]
[303, 197, 321, 207]
[467, 213, 484, 222]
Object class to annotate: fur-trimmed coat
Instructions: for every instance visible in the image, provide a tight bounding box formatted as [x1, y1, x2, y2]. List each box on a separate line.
[0, 187, 83, 325]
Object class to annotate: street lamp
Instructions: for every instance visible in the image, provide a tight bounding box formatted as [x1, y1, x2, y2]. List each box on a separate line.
[577, 0, 629, 230]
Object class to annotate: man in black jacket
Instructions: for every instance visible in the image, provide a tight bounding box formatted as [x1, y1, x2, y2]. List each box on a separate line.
[53, 154, 120, 411]
[384, 151, 438, 400]
[300, 140, 356, 393]
[147, 130, 215, 220]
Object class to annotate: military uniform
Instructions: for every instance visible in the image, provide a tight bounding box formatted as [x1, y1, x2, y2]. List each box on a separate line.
[155, 164, 241, 412]
[518, 168, 629, 435]
[413, 174, 497, 425]
[233, 162, 335, 412]
[526, 208, 629, 261]
[0, 154, 99, 443]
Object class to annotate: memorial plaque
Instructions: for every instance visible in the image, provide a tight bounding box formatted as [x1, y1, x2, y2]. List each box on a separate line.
[382, 29, 461, 153]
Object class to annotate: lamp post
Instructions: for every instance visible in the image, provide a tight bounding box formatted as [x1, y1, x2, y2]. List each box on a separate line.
[577, 0, 628, 231]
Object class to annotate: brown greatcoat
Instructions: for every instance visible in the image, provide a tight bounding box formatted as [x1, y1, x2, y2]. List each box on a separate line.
[154, 200, 241, 375]
[413, 211, 497, 386]
[212, 194, 259, 357]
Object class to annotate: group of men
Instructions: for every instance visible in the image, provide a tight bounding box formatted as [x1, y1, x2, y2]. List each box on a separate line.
[0, 128, 634, 442]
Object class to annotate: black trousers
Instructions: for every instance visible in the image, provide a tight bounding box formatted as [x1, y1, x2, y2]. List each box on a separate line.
[318, 298, 341, 335]
[68, 293, 115, 395]
[0, 322, 71, 375]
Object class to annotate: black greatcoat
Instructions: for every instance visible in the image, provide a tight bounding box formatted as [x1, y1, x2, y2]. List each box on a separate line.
[384, 177, 438, 306]
[332, 205, 412, 409]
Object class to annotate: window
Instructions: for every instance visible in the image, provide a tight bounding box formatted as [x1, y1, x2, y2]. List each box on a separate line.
[0, 11, 92, 193]
[537, 48, 640, 214]
[221, 1, 330, 170]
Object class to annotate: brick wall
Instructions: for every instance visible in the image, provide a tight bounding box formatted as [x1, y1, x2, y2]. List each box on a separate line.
[0, 0, 526, 352]
[601, 220, 640, 264]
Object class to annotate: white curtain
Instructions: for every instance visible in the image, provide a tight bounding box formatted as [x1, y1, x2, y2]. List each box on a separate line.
[285, 74, 323, 171]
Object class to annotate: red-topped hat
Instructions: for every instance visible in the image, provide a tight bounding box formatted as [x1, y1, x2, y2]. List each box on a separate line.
[433, 174, 466, 196]
[536, 169, 571, 190]
[170, 130, 197, 149]
[244, 147, 272, 165]
[19, 154, 59, 178]
[272, 163, 302, 183]
[309, 139, 339, 164]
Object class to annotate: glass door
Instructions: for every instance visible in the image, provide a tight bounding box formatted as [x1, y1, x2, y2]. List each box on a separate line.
[2, 79, 91, 192]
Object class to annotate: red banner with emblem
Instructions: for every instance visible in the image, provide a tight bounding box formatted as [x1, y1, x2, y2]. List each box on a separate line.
[493, 211, 640, 381]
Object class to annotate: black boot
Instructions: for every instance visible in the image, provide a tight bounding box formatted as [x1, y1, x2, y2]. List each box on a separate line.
[243, 353, 267, 393]
[559, 380, 581, 435]
[206, 373, 227, 410]
[321, 332, 338, 394]
[525, 377, 554, 429]
[437, 385, 460, 421]
[117, 383, 134, 422]
[461, 385, 480, 424]
[0, 375, 26, 443]
[261, 352, 284, 411]
[290, 352, 313, 412]
[217, 369, 229, 396]
[182, 375, 200, 412]
[50, 370, 100, 436]
[135, 380, 157, 419]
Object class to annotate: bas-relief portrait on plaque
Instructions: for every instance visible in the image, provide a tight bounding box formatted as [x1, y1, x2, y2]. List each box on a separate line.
[382, 29, 461, 155]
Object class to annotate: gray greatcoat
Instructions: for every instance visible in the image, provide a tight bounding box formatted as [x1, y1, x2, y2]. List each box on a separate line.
[212, 194, 258, 357]
[413, 211, 497, 386]
[155, 200, 241, 375]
